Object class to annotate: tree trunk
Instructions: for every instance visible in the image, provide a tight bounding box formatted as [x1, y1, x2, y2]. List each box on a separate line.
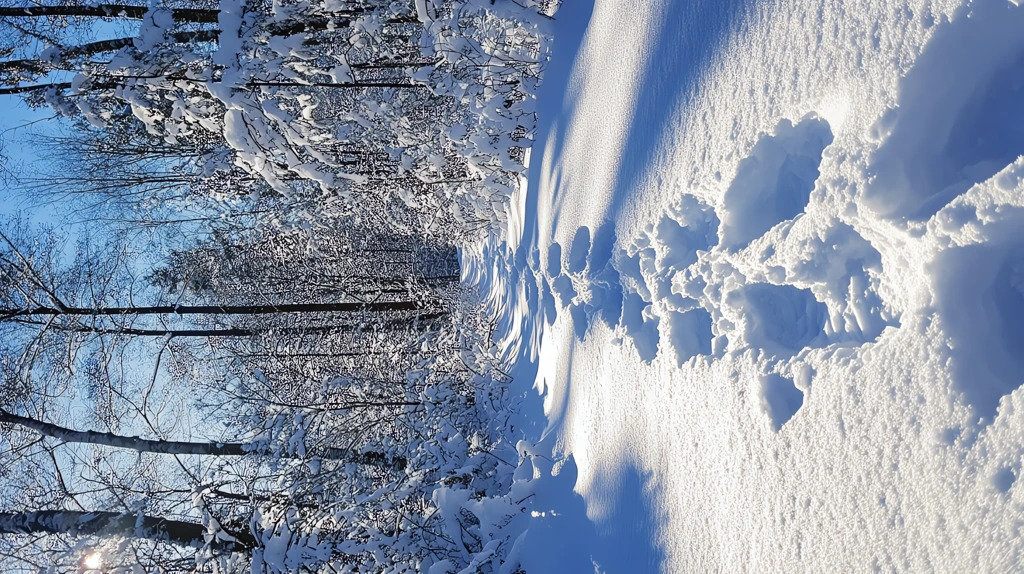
[0, 4, 220, 23]
[248, 80, 427, 90]
[0, 5, 414, 27]
[28, 311, 446, 338]
[0, 410, 407, 469]
[0, 510, 255, 551]
[0, 300, 429, 320]
[265, 14, 416, 37]
[0, 21, 414, 78]
[0, 70, 426, 97]
[0, 31, 221, 75]
[0, 409, 248, 456]
[0, 81, 71, 96]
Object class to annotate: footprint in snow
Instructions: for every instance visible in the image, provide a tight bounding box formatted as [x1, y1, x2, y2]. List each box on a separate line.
[719, 115, 833, 251]
[568, 226, 591, 274]
[759, 374, 805, 431]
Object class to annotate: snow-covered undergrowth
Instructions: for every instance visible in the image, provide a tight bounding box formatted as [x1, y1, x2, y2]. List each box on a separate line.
[463, 0, 1024, 570]
[220, 2, 564, 570]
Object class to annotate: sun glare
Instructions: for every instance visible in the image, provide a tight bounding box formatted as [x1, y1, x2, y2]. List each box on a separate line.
[83, 553, 103, 570]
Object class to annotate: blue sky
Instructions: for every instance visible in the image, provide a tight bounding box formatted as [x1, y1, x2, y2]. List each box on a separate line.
[1, 97, 61, 219]
[1, 17, 129, 222]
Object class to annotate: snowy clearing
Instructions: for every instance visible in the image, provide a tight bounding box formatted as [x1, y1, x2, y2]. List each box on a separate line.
[466, 0, 1024, 570]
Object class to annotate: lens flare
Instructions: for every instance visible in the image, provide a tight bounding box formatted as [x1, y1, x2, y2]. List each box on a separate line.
[83, 553, 103, 570]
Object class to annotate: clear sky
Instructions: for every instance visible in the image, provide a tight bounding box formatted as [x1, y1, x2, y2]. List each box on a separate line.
[0, 97, 62, 220]
[1, 17, 128, 223]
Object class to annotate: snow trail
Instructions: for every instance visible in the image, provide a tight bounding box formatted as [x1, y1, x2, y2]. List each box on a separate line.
[466, 0, 1024, 571]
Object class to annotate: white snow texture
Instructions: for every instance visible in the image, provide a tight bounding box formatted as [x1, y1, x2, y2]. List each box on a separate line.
[464, 0, 1024, 571]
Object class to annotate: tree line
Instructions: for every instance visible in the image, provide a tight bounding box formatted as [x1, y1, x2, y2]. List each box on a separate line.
[0, 0, 550, 570]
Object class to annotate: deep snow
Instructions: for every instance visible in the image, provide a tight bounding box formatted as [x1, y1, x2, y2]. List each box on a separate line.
[465, 0, 1024, 571]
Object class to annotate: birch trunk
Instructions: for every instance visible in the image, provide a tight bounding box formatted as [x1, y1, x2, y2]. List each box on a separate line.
[0, 510, 255, 551]
[0, 410, 407, 468]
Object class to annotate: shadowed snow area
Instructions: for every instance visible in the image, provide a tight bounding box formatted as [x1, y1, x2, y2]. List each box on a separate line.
[667, 308, 713, 366]
[462, 0, 1024, 571]
[720, 117, 833, 250]
[932, 234, 1024, 421]
[568, 226, 591, 273]
[732, 283, 827, 356]
[759, 374, 805, 431]
[865, 0, 1024, 221]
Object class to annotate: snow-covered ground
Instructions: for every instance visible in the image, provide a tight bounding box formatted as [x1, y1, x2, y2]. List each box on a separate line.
[465, 0, 1024, 570]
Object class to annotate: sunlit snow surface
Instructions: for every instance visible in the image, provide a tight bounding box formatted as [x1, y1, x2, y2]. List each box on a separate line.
[463, 0, 1024, 570]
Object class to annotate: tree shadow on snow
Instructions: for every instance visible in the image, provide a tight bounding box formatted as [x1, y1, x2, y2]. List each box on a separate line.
[607, 0, 759, 221]
[521, 457, 666, 574]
